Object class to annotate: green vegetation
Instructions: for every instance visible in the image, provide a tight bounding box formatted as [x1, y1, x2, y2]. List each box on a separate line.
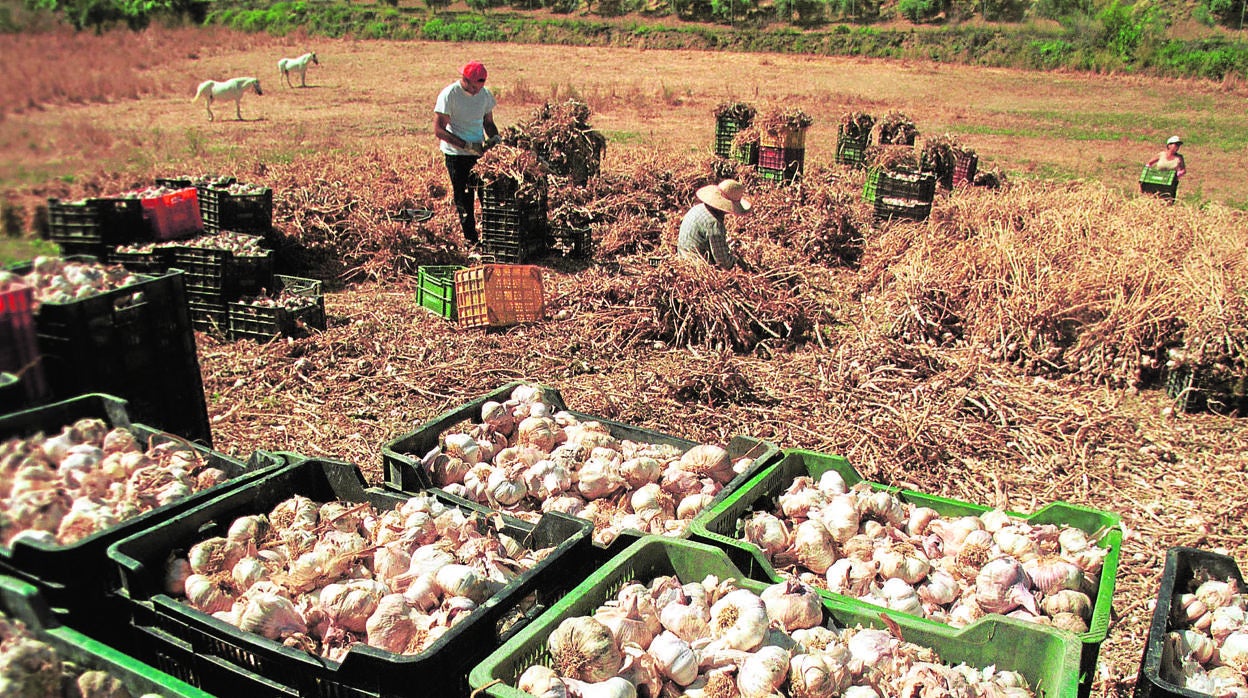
[14, 0, 1248, 80]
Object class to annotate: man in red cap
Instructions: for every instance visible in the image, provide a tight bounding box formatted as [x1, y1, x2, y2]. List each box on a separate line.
[434, 60, 499, 244]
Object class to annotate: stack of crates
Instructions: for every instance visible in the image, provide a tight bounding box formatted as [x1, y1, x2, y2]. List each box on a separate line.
[227, 274, 326, 342]
[46, 196, 145, 257]
[7, 260, 212, 444]
[134, 186, 203, 242]
[757, 128, 806, 183]
[874, 170, 937, 222]
[169, 233, 274, 334]
[480, 180, 550, 264]
[1140, 166, 1179, 202]
[453, 264, 545, 329]
[550, 225, 593, 259]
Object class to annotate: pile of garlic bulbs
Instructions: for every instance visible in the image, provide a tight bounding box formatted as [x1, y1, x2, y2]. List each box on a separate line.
[425, 385, 757, 546]
[166, 492, 554, 661]
[0, 419, 226, 546]
[1162, 576, 1248, 696]
[0, 608, 164, 697]
[517, 574, 1037, 698]
[739, 473, 1109, 633]
[2, 258, 144, 309]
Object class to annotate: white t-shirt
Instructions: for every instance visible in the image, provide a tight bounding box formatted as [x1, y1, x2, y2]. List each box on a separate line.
[435, 81, 496, 156]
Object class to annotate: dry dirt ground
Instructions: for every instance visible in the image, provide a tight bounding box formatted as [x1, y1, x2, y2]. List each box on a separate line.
[4, 32, 1248, 698]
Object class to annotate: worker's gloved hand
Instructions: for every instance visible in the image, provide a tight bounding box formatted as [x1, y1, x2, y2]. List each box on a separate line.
[485, 134, 502, 150]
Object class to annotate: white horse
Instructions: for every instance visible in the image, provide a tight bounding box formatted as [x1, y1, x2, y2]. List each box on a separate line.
[192, 77, 262, 122]
[278, 52, 318, 88]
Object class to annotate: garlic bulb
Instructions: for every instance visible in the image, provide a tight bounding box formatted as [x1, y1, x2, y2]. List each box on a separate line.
[321, 579, 389, 633]
[443, 433, 481, 465]
[1040, 589, 1093, 621]
[659, 596, 709, 643]
[709, 589, 769, 651]
[743, 511, 790, 559]
[677, 493, 715, 520]
[678, 444, 734, 485]
[648, 630, 699, 685]
[366, 594, 427, 654]
[562, 677, 637, 698]
[738, 645, 789, 698]
[1024, 556, 1084, 594]
[549, 616, 624, 683]
[760, 578, 823, 631]
[879, 577, 924, 616]
[237, 591, 307, 640]
[518, 665, 570, 698]
[875, 541, 931, 585]
[818, 494, 861, 544]
[975, 558, 1037, 615]
[620, 457, 662, 489]
[1221, 631, 1248, 673]
[791, 519, 838, 574]
[816, 469, 848, 495]
[595, 594, 656, 650]
[184, 573, 232, 613]
[434, 564, 496, 604]
[906, 507, 940, 537]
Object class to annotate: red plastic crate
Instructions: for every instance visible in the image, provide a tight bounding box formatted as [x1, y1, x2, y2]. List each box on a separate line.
[758, 145, 804, 171]
[952, 153, 979, 187]
[140, 188, 203, 241]
[0, 284, 48, 404]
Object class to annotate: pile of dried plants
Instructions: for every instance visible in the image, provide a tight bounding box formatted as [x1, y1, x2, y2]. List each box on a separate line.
[714, 101, 757, 125]
[502, 100, 607, 185]
[878, 110, 920, 145]
[839, 111, 876, 140]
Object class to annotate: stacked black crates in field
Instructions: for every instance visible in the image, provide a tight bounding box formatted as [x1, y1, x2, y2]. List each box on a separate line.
[45, 197, 146, 258]
[169, 233, 275, 334]
[227, 274, 326, 342]
[480, 180, 550, 264]
[5, 260, 211, 444]
[714, 103, 757, 160]
[873, 170, 937, 222]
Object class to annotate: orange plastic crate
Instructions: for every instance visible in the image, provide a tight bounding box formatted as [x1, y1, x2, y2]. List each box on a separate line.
[453, 264, 544, 329]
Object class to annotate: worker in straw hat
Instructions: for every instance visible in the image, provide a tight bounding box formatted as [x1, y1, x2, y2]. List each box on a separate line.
[434, 60, 500, 244]
[1147, 135, 1187, 179]
[677, 179, 752, 270]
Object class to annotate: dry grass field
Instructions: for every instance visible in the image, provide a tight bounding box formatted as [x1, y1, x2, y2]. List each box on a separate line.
[3, 25, 1248, 698]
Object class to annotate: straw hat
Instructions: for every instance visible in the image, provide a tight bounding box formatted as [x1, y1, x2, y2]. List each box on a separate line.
[1166, 135, 1183, 145]
[696, 179, 752, 215]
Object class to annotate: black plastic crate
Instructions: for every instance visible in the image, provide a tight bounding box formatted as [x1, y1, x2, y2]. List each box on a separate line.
[1135, 547, 1246, 698]
[481, 235, 550, 264]
[46, 197, 146, 254]
[551, 225, 593, 258]
[169, 237, 273, 299]
[187, 292, 229, 336]
[107, 245, 172, 276]
[228, 275, 326, 342]
[155, 176, 236, 190]
[1164, 363, 1247, 414]
[878, 170, 937, 202]
[757, 166, 792, 184]
[108, 458, 595, 698]
[0, 393, 277, 629]
[379, 381, 780, 547]
[20, 269, 211, 443]
[199, 185, 274, 234]
[875, 196, 932, 222]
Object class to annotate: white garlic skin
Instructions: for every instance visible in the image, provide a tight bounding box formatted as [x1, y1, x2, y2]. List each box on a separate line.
[648, 630, 699, 685]
[709, 588, 770, 651]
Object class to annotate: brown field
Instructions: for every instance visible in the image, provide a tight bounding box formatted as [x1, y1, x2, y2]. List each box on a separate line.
[3, 26, 1248, 698]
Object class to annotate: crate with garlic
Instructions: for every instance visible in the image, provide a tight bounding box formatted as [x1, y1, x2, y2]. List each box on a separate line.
[688, 447, 1122, 693]
[380, 381, 780, 550]
[106, 457, 594, 698]
[0, 573, 213, 698]
[1135, 546, 1248, 698]
[0, 392, 281, 634]
[469, 535, 1083, 698]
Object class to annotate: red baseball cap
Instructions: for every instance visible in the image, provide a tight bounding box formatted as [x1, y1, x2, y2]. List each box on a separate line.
[461, 61, 487, 82]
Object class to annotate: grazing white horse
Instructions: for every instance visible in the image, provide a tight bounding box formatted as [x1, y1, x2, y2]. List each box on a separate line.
[278, 52, 318, 88]
[192, 77, 262, 122]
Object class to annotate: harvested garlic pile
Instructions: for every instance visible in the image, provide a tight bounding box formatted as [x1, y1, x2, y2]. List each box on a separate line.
[1162, 576, 1248, 696]
[234, 289, 316, 311]
[519, 575, 1037, 698]
[167, 492, 553, 661]
[426, 385, 756, 547]
[6, 258, 144, 309]
[176, 231, 267, 255]
[0, 608, 165, 697]
[0, 419, 225, 546]
[740, 475, 1110, 633]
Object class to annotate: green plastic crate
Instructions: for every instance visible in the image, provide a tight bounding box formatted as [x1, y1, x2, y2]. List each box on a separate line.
[1140, 166, 1177, 186]
[418, 265, 463, 320]
[0, 575, 213, 698]
[689, 447, 1122, 692]
[379, 381, 780, 548]
[468, 536, 1082, 698]
[863, 167, 881, 203]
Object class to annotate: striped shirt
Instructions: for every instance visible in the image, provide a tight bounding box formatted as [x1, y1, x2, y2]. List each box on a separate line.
[677, 203, 735, 269]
